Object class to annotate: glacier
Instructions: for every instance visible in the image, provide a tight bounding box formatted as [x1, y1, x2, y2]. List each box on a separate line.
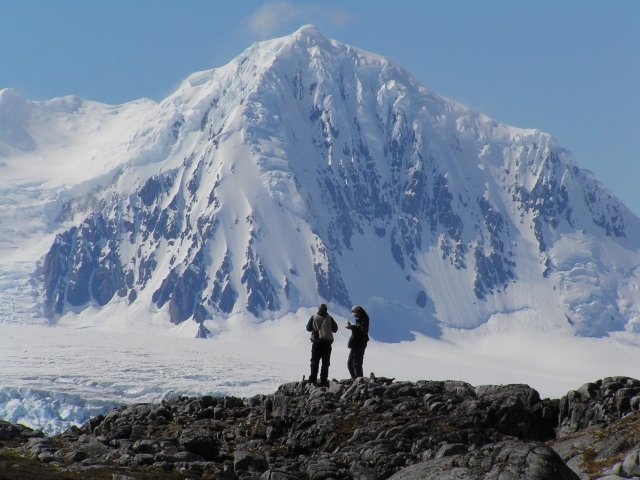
[1, 25, 640, 434]
[2, 311, 640, 435]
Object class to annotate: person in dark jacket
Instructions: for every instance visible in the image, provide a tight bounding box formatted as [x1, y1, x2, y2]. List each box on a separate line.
[306, 303, 339, 386]
[346, 305, 369, 379]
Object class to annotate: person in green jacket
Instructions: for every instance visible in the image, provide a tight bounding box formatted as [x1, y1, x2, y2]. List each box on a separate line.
[346, 305, 369, 379]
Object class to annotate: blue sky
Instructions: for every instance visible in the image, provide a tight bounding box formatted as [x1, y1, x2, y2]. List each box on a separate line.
[2, 1, 639, 215]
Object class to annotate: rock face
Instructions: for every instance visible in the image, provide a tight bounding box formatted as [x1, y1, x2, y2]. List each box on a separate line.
[26, 26, 640, 340]
[556, 376, 640, 437]
[550, 376, 640, 479]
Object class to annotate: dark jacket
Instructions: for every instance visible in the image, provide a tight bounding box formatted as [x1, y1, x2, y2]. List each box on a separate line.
[348, 311, 370, 348]
[306, 311, 338, 343]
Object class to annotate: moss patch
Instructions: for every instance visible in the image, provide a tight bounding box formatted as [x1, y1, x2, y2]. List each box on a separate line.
[0, 449, 201, 480]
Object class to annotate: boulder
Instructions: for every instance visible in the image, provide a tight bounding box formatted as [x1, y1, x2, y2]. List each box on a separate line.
[389, 440, 580, 480]
[234, 450, 269, 473]
[557, 377, 640, 437]
[178, 428, 217, 460]
[306, 459, 338, 480]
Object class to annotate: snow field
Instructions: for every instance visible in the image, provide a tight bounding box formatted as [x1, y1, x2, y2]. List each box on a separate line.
[2, 307, 640, 435]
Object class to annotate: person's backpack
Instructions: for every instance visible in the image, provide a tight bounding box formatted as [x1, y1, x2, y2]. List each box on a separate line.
[310, 314, 334, 342]
[310, 315, 319, 341]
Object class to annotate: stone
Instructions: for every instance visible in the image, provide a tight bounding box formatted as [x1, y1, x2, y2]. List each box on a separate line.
[306, 459, 338, 480]
[261, 470, 301, 480]
[623, 449, 640, 475]
[350, 461, 378, 480]
[388, 440, 580, 480]
[435, 443, 467, 458]
[66, 450, 88, 462]
[132, 438, 158, 454]
[234, 450, 269, 473]
[178, 428, 217, 460]
[172, 451, 205, 462]
[557, 377, 640, 437]
[0, 422, 19, 440]
[129, 424, 146, 440]
[133, 453, 155, 466]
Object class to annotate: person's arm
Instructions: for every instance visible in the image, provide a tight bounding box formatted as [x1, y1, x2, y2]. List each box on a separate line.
[351, 315, 369, 334]
[331, 317, 338, 333]
[306, 316, 315, 332]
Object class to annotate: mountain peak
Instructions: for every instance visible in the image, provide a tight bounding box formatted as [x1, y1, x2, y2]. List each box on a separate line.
[6, 27, 640, 341]
[290, 24, 325, 41]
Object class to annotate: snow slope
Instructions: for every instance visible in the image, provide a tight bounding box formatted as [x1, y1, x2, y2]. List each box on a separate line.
[0, 88, 157, 325]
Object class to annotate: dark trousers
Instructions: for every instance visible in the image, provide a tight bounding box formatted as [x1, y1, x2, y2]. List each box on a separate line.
[309, 340, 332, 384]
[348, 344, 366, 379]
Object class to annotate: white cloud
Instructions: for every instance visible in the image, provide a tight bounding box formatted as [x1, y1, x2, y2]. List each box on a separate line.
[245, 2, 351, 37]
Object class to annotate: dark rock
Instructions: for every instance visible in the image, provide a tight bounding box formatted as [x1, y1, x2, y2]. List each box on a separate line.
[416, 291, 427, 308]
[261, 469, 302, 480]
[435, 443, 467, 458]
[306, 459, 338, 480]
[172, 450, 205, 462]
[0, 421, 23, 440]
[23, 437, 54, 459]
[557, 376, 639, 437]
[350, 462, 379, 480]
[388, 440, 579, 480]
[133, 453, 155, 466]
[76, 435, 111, 457]
[550, 408, 640, 479]
[225, 396, 244, 408]
[132, 438, 158, 454]
[168, 264, 206, 324]
[234, 450, 269, 473]
[242, 244, 279, 316]
[6, 377, 640, 480]
[179, 427, 217, 460]
[198, 395, 217, 407]
[129, 424, 146, 440]
[66, 450, 88, 462]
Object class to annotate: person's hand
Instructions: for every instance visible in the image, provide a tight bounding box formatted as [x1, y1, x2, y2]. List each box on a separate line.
[346, 321, 352, 329]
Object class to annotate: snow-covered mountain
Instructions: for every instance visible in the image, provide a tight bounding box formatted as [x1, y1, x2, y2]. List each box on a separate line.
[2, 25, 640, 341]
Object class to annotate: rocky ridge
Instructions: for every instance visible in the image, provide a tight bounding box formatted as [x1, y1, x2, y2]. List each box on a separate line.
[3, 376, 640, 479]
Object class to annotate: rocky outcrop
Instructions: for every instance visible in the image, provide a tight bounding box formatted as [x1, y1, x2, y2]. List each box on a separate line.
[549, 376, 640, 479]
[557, 376, 640, 437]
[0, 377, 566, 479]
[389, 440, 579, 480]
[6, 377, 640, 479]
[0, 420, 44, 443]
